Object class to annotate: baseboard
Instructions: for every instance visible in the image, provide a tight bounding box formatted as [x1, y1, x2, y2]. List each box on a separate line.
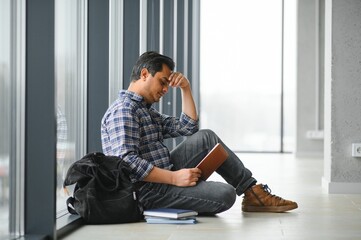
[322, 177, 361, 194]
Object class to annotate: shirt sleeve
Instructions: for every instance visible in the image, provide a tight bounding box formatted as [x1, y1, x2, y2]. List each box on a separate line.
[101, 106, 154, 182]
[161, 111, 199, 139]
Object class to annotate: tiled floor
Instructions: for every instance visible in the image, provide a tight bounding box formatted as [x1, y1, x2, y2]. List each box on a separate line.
[60, 153, 361, 240]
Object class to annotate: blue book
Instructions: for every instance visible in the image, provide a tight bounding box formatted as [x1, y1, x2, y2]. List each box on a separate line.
[143, 208, 198, 219]
[145, 216, 197, 224]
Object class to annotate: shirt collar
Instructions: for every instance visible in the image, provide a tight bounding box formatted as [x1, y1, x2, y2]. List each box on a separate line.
[120, 90, 152, 108]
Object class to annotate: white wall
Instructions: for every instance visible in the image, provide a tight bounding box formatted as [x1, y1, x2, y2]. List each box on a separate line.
[323, 0, 361, 193]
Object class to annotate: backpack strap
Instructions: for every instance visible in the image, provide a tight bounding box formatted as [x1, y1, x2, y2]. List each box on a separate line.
[66, 196, 78, 215]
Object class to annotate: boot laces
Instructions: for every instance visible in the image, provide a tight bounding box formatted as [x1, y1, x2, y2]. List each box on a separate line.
[262, 184, 272, 193]
[262, 184, 282, 200]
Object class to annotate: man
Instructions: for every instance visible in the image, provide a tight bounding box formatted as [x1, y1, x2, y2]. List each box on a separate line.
[101, 51, 298, 214]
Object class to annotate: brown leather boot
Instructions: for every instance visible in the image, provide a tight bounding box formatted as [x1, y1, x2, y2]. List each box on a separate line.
[242, 184, 298, 213]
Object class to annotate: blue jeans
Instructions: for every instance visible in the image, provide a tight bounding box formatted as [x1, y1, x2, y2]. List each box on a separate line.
[138, 129, 257, 214]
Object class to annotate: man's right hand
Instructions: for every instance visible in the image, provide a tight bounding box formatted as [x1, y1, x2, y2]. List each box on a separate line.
[171, 168, 202, 187]
[143, 166, 202, 187]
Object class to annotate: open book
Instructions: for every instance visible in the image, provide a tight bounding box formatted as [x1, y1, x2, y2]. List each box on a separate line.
[196, 143, 229, 180]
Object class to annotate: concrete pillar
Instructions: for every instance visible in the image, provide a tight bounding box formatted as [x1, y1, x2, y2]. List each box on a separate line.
[323, 0, 361, 193]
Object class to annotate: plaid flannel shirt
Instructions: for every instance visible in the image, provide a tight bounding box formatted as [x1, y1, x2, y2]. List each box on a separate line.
[101, 90, 199, 182]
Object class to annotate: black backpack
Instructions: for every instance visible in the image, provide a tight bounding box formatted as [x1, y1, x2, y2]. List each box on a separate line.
[63, 152, 143, 224]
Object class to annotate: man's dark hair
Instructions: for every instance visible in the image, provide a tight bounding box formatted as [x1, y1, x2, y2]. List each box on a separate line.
[130, 51, 175, 81]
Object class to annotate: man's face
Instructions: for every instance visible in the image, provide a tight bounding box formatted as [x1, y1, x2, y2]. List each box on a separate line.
[143, 64, 172, 104]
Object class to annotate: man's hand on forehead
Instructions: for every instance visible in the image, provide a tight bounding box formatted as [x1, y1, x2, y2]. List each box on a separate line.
[168, 72, 190, 89]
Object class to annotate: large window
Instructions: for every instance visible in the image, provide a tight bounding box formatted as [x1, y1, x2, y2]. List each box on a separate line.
[0, 0, 12, 234]
[200, 0, 296, 152]
[0, 0, 25, 237]
[55, 0, 87, 216]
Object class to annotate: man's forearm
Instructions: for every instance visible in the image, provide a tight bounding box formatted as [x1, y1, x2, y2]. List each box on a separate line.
[143, 166, 201, 187]
[143, 166, 175, 185]
[181, 85, 198, 121]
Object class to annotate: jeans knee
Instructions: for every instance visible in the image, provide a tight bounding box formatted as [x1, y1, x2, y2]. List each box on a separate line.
[198, 129, 216, 137]
[197, 129, 219, 144]
[224, 185, 237, 210]
[215, 184, 237, 213]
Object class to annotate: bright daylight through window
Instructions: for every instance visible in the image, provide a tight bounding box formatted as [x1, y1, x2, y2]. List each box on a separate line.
[55, 0, 87, 216]
[200, 0, 296, 152]
[0, 0, 11, 235]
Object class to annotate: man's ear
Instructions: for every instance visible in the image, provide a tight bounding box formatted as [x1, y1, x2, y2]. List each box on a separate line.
[140, 68, 149, 80]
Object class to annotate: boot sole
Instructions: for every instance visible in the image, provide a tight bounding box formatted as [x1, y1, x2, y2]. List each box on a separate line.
[242, 203, 298, 213]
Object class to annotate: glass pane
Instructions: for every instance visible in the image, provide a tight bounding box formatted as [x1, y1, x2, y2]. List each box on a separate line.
[283, 0, 297, 152]
[200, 0, 283, 152]
[0, 0, 11, 235]
[55, 0, 87, 215]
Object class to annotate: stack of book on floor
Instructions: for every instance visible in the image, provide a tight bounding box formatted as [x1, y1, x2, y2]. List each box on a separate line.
[143, 208, 198, 224]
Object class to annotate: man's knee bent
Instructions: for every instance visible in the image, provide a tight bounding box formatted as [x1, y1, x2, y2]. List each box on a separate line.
[196, 129, 220, 145]
[214, 184, 237, 213]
